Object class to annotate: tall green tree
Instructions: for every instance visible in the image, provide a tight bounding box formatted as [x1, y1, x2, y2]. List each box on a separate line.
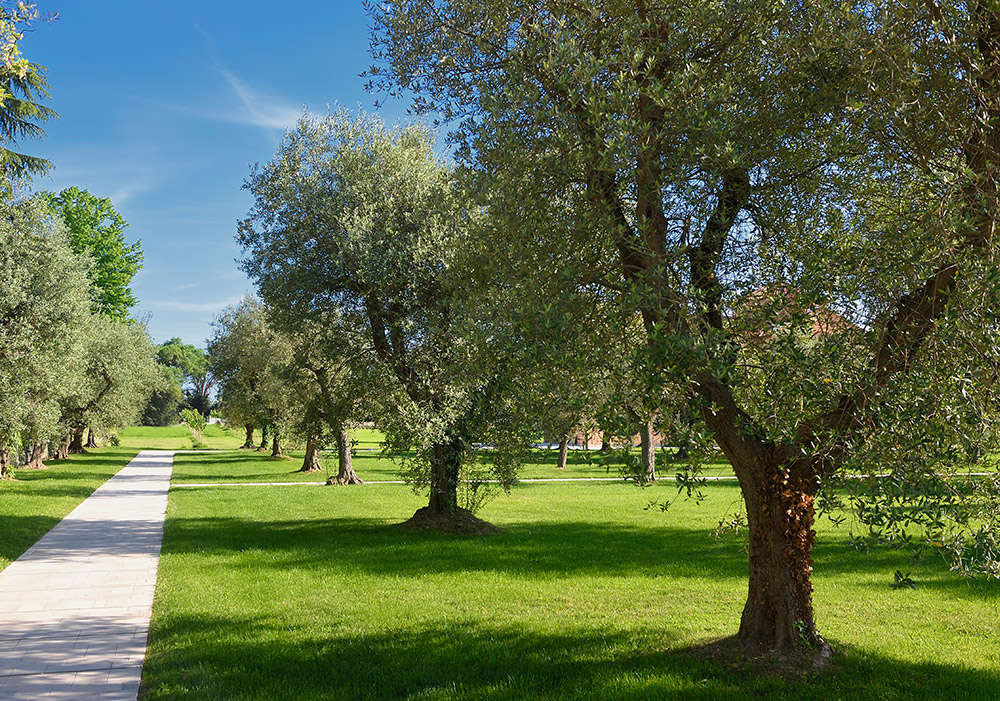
[370, 0, 1000, 655]
[42, 187, 143, 320]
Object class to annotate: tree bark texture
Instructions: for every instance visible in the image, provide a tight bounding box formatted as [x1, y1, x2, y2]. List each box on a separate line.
[85, 427, 99, 449]
[299, 435, 323, 473]
[428, 439, 462, 514]
[25, 443, 49, 470]
[69, 427, 86, 454]
[241, 425, 255, 449]
[735, 460, 820, 650]
[257, 426, 268, 451]
[270, 434, 283, 458]
[0, 445, 10, 479]
[557, 436, 569, 470]
[329, 425, 363, 485]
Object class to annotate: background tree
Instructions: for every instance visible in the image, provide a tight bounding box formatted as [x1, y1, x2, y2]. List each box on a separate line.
[0, 196, 89, 476]
[54, 314, 162, 458]
[209, 298, 296, 459]
[42, 187, 142, 321]
[139, 365, 184, 426]
[370, 0, 1000, 656]
[239, 110, 522, 527]
[156, 337, 216, 417]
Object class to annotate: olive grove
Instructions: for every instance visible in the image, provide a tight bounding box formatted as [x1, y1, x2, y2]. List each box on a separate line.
[367, 0, 1000, 656]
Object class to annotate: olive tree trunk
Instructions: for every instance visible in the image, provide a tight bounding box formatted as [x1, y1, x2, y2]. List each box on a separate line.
[557, 436, 569, 470]
[328, 425, 363, 485]
[299, 435, 323, 473]
[241, 425, 255, 449]
[710, 409, 825, 654]
[85, 427, 99, 449]
[68, 427, 86, 454]
[0, 442, 11, 479]
[24, 443, 49, 470]
[257, 425, 269, 451]
[270, 434, 283, 458]
[427, 440, 462, 514]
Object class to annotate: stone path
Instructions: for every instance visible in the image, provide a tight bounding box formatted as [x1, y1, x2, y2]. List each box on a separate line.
[0, 450, 174, 700]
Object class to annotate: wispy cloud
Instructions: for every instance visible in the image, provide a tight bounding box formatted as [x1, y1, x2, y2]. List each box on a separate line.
[172, 282, 201, 292]
[146, 297, 242, 314]
[157, 65, 302, 132]
[218, 68, 302, 130]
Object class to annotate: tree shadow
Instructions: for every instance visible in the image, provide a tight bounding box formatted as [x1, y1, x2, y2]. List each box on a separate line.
[141, 613, 1000, 700]
[160, 515, 749, 580]
[0, 513, 63, 564]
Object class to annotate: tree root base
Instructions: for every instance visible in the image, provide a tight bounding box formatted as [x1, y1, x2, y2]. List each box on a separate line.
[326, 475, 364, 485]
[298, 466, 323, 474]
[398, 506, 499, 535]
[683, 636, 836, 680]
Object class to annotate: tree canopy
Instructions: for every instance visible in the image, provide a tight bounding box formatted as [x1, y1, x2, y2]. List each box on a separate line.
[239, 110, 524, 522]
[42, 187, 143, 321]
[369, 0, 1000, 653]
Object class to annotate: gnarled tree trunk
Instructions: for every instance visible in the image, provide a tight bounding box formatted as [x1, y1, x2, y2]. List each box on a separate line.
[328, 424, 363, 485]
[270, 434, 283, 458]
[241, 425, 255, 449]
[68, 427, 86, 454]
[257, 425, 268, 451]
[299, 435, 323, 473]
[557, 435, 569, 470]
[737, 462, 821, 652]
[0, 441, 11, 479]
[428, 439, 462, 514]
[24, 443, 49, 470]
[85, 427, 99, 449]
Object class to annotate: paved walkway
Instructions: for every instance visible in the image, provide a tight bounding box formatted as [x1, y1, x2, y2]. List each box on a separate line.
[0, 450, 174, 700]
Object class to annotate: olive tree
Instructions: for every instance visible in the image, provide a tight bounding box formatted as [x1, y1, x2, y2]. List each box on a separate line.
[0, 197, 89, 475]
[239, 110, 519, 527]
[54, 314, 162, 459]
[369, 0, 1000, 655]
[209, 297, 296, 458]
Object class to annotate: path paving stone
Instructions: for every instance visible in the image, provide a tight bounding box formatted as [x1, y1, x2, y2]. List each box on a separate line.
[0, 450, 174, 700]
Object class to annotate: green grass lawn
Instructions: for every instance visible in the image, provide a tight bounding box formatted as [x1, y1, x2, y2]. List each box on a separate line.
[118, 424, 246, 450]
[142, 459, 1000, 700]
[167, 440, 734, 485]
[0, 447, 138, 570]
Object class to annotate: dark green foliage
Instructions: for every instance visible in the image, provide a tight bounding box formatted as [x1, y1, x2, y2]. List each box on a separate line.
[0, 63, 54, 189]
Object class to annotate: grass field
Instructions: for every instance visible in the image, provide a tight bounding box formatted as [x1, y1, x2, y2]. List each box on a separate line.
[0, 447, 138, 570]
[142, 452, 1000, 700]
[118, 424, 246, 450]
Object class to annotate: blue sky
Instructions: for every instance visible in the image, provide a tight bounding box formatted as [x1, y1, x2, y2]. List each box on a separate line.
[21, 1, 412, 347]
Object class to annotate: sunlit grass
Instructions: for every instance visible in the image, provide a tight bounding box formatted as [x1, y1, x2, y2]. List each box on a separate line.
[143, 460, 1000, 700]
[118, 424, 245, 450]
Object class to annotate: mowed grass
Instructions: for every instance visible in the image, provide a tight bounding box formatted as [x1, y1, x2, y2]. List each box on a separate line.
[0, 447, 138, 570]
[168, 429, 734, 484]
[143, 461, 1000, 700]
[118, 424, 246, 450]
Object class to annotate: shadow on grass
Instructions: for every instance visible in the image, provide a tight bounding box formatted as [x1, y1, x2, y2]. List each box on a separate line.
[161, 515, 751, 580]
[0, 513, 63, 564]
[141, 613, 1000, 700]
